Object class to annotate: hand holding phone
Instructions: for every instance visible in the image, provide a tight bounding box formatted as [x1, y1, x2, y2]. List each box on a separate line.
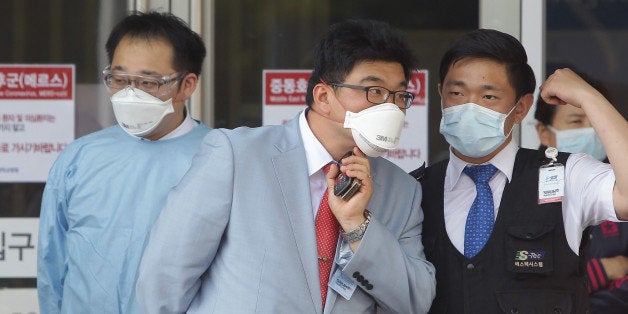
[333, 151, 362, 201]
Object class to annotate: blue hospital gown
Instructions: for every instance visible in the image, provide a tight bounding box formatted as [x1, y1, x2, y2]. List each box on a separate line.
[37, 123, 210, 313]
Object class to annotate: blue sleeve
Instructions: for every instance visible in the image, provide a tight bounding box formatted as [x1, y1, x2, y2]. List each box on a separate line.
[37, 159, 70, 313]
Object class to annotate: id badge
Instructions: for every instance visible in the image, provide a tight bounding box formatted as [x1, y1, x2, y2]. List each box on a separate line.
[538, 147, 565, 204]
[329, 268, 357, 300]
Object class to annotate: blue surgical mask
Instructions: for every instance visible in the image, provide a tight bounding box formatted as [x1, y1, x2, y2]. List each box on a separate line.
[548, 125, 606, 161]
[440, 102, 517, 158]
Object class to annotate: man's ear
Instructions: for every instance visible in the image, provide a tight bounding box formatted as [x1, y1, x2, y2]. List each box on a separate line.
[536, 122, 553, 147]
[312, 83, 332, 114]
[175, 73, 198, 102]
[514, 93, 534, 124]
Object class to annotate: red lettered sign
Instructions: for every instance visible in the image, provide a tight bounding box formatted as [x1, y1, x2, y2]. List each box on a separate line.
[408, 70, 428, 106]
[263, 70, 311, 106]
[0, 64, 75, 182]
[0, 65, 73, 100]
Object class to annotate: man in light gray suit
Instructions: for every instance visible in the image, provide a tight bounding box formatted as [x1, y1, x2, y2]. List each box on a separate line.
[137, 19, 436, 313]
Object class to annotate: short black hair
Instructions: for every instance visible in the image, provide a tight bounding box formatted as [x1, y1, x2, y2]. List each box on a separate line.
[105, 11, 206, 75]
[439, 29, 535, 100]
[534, 71, 609, 126]
[306, 19, 418, 107]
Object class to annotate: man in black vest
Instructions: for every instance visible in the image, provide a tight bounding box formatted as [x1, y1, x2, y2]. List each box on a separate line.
[410, 29, 628, 313]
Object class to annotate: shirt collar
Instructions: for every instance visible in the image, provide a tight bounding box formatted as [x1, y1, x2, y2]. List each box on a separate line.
[135, 108, 197, 141]
[446, 140, 519, 190]
[158, 108, 198, 140]
[299, 109, 334, 176]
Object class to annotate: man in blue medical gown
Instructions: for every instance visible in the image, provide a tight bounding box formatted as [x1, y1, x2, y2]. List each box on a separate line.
[37, 12, 210, 313]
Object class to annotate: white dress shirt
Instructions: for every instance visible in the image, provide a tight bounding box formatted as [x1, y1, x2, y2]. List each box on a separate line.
[299, 110, 335, 216]
[159, 110, 199, 140]
[444, 140, 617, 254]
[299, 110, 356, 266]
[134, 108, 199, 141]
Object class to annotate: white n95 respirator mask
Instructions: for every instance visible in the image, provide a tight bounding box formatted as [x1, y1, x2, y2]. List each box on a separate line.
[344, 103, 406, 157]
[110, 86, 174, 137]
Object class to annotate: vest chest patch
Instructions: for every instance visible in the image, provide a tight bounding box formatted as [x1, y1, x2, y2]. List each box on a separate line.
[513, 250, 546, 269]
[506, 225, 554, 274]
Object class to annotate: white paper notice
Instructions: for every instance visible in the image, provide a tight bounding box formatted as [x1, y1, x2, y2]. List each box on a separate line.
[0, 218, 39, 278]
[0, 64, 75, 182]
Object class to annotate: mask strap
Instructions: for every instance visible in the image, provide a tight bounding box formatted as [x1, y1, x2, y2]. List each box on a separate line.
[308, 106, 344, 124]
[505, 101, 519, 117]
[546, 125, 560, 134]
[503, 101, 521, 138]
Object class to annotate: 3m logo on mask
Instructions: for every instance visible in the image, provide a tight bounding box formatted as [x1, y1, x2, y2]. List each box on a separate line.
[375, 135, 399, 144]
[344, 103, 406, 157]
[359, 134, 387, 154]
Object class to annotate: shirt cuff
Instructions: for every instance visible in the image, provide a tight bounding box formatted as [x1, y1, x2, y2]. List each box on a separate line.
[336, 239, 354, 269]
[587, 258, 610, 293]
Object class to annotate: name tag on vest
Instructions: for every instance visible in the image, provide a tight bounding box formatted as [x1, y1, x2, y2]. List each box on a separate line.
[538, 164, 565, 204]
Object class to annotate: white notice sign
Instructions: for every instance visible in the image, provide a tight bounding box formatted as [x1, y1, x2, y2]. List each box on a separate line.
[0, 218, 39, 278]
[0, 64, 75, 182]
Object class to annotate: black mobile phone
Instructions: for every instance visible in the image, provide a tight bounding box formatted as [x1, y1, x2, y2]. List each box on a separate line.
[333, 151, 362, 201]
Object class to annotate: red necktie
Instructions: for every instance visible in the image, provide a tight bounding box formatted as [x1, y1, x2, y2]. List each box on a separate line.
[315, 163, 340, 307]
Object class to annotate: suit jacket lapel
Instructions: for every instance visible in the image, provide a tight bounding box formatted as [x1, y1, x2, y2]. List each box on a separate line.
[272, 115, 323, 313]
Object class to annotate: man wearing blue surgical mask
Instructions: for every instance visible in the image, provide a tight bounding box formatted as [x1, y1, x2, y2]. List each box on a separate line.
[37, 12, 210, 313]
[535, 75, 628, 314]
[535, 73, 607, 161]
[411, 29, 628, 313]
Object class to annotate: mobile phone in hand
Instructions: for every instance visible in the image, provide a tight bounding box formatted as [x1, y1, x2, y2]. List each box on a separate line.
[333, 151, 362, 200]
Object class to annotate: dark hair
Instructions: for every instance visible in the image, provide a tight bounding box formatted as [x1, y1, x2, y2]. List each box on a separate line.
[306, 19, 418, 106]
[105, 11, 206, 75]
[534, 71, 609, 126]
[439, 29, 535, 99]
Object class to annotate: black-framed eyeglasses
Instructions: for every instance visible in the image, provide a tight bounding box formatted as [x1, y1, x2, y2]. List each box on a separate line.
[330, 83, 415, 109]
[102, 66, 187, 96]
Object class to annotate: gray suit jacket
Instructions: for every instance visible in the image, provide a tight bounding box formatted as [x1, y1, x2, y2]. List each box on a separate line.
[137, 115, 436, 313]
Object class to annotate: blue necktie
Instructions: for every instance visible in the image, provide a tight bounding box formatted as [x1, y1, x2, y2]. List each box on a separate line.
[463, 164, 498, 258]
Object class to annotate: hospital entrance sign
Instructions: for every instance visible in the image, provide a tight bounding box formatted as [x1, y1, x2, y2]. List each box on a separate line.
[0, 64, 75, 182]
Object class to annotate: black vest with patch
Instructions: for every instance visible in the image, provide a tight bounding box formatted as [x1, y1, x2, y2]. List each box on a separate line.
[418, 148, 589, 313]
